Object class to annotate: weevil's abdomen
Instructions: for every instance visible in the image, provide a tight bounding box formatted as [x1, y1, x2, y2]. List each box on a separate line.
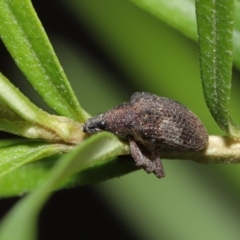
[130, 106, 208, 151]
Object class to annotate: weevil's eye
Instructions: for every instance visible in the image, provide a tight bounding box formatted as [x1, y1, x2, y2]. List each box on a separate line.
[98, 121, 106, 130]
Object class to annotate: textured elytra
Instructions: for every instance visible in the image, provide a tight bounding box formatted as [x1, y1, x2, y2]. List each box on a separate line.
[83, 92, 208, 178]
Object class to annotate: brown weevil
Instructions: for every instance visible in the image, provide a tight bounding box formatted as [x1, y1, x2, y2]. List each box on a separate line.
[83, 92, 208, 178]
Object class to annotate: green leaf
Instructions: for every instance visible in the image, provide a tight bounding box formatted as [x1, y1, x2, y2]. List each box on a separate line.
[0, 73, 84, 144]
[0, 132, 130, 239]
[0, 0, 88, 121]
[129, 0, 240, 70]
[196, 0, 232, 131]
[195, 0, 240, 138]
[129, 0, 197, 40]
[0, 155, 57, 197]
[0, 154, 136, 197]
[0, 139, 72, 179]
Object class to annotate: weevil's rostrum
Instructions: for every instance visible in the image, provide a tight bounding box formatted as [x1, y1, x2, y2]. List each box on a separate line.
[83, 92, 208, 178]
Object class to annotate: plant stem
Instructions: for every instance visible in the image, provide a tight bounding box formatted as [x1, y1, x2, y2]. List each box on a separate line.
[160, 135, 240, 164]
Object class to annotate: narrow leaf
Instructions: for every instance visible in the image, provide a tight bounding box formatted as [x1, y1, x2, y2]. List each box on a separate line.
[0, 73, 84, 144]
[0, 0, 88, 121]
[195, 0, 240, 138]
[130, 0, 197, 39]
[0, 140, 72, 178]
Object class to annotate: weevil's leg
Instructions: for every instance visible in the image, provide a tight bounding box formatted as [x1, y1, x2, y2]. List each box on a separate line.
[151, 148, 165, 178]
[128, 136, 155, 174]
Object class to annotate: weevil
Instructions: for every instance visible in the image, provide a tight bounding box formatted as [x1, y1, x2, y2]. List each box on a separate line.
[83, 92, 208, 178]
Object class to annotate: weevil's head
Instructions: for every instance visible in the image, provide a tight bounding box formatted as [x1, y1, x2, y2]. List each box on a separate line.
[83, 114, 106, 134]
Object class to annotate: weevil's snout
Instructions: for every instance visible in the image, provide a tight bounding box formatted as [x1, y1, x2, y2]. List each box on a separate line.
[83, 121, 101, 134]
[83, 114, 106, 134]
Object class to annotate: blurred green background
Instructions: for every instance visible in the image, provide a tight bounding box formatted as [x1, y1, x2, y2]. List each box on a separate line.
[1, 0, 240, 239]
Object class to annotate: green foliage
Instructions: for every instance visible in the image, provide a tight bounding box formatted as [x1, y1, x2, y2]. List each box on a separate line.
[130, 0, 240, 69]
[0, 132, 129, 240]
[196, 0, 240, 138]
[0, 0, 87, 121]
[0, 139, 71, 179]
